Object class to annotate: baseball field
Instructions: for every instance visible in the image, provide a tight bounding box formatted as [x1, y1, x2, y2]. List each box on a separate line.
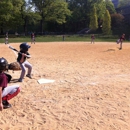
[0, 42, 130, 130]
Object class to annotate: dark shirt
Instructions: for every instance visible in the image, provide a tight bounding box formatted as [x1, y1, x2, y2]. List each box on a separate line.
[120, 35, 125, 41]
[31, 33, 35, 38]
[0, 73, 8, 90]
[17, 51, 30, 63]
[91, 35, 95, 39]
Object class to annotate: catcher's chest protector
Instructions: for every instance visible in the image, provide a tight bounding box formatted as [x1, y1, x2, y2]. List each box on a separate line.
[4, 73, 12, 83]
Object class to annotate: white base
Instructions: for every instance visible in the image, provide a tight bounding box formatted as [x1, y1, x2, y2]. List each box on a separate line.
[38, 78, 55, 84]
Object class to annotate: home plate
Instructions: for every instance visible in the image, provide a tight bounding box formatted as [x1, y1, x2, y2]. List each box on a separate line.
[38, 78, 55, 84]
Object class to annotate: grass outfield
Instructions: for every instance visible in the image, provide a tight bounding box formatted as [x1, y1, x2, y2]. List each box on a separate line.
[0, 34, 128, 43]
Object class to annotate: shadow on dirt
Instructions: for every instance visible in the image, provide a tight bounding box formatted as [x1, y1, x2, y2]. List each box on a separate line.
[103, 49, 115, 52]
[9, 79, 19, 83]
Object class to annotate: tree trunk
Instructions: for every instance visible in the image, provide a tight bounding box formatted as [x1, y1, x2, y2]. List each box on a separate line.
[0, 28, 3, 35]
[40, 19, 43, 35]
[24, 18, 27, 36]
[0, 24, 4, 34]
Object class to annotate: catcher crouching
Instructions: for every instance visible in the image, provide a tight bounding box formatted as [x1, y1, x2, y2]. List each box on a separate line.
[0, 57, 20, 110]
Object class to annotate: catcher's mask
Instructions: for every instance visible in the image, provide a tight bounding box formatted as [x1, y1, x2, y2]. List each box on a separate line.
[0, 57, 8, 71]
[20, 43, 30, 52]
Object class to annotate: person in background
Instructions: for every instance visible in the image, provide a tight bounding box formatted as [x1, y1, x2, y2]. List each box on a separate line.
[119, 33, 125, 50]
[31, 32, 35, 44]
[91, 34, 95, 44]
[5, 32, 9, 44]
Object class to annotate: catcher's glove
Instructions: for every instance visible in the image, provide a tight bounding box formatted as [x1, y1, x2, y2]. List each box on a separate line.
[8, 62, 21, 71]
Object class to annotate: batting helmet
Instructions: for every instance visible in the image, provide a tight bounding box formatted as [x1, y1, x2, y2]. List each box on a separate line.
[20, 43, 30, 52]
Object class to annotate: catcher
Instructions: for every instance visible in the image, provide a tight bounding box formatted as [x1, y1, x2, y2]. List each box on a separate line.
[17, 43, 32, 82]
[0, 57, 20, 110]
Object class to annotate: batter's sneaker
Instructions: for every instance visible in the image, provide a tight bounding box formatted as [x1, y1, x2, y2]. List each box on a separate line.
[26, 74, 32, 79]
[18, 78, 23, 82]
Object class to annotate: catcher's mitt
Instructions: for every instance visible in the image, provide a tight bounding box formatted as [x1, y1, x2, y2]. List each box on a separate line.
[8, 62, 21, 71]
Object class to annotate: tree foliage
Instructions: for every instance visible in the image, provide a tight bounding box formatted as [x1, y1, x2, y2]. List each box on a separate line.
[20, 0, 41, 34]
[111, 13, 124, 34]
[105, 0, 116, 14]
[92, 0, 106, 19]
[8, 0, 24, 30]
[0, 1, 14, 33]
[102, 10, 112, 35]
[31, 0, 71, 33]
[89, 5, 98, 30]
[66, 0, 106, 32]
[0, 0, 24, 33]
[0, 0, 128, 35]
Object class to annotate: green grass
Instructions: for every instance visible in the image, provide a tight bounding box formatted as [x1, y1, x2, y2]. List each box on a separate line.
[0, 34, 127, 43]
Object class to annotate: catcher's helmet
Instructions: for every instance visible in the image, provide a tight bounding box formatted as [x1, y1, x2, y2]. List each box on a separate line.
[0, 57, 8, 71]
[20, 43, 30, 52]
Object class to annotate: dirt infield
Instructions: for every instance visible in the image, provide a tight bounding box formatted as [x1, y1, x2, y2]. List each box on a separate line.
[0, 42, 130, 130]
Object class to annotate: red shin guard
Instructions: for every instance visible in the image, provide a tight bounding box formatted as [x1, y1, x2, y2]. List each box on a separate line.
[2, 87, 20, 101]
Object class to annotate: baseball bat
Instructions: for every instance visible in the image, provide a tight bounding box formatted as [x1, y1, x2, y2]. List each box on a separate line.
[8, 46, 31, 58]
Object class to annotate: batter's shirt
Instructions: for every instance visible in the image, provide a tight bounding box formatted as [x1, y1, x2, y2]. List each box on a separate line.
[17, 51, 30, 63]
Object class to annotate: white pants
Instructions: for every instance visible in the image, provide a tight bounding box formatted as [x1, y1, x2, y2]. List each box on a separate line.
[2, 85, 20, 97]
[19, 60, 32, 80]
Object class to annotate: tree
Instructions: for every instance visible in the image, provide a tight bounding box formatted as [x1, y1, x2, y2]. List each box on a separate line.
[0, 1, 13, 34]
[92, 0, 106, 19]
[66, 0, 107, 32]
[20, 0, 41, 35]
[105, 0, 116, 14]
[111, 13, 124, 34]
[102, 10, 112, 34]
[31, 0, 71, 34]
[89, 5, 98, 31]
[7, 0, 24, 32]
[0, 0, 118, 34]
[0, 0, 24, 34]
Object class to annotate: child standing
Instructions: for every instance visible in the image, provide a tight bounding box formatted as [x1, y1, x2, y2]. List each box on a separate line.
[5, 32, 9, 44]
[17, 43, 32, 82]
[119, 33, 125, 50]
[91, 34, 95, 44]
[31, 32, 35, 44]
[0, 57, 20, 110]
